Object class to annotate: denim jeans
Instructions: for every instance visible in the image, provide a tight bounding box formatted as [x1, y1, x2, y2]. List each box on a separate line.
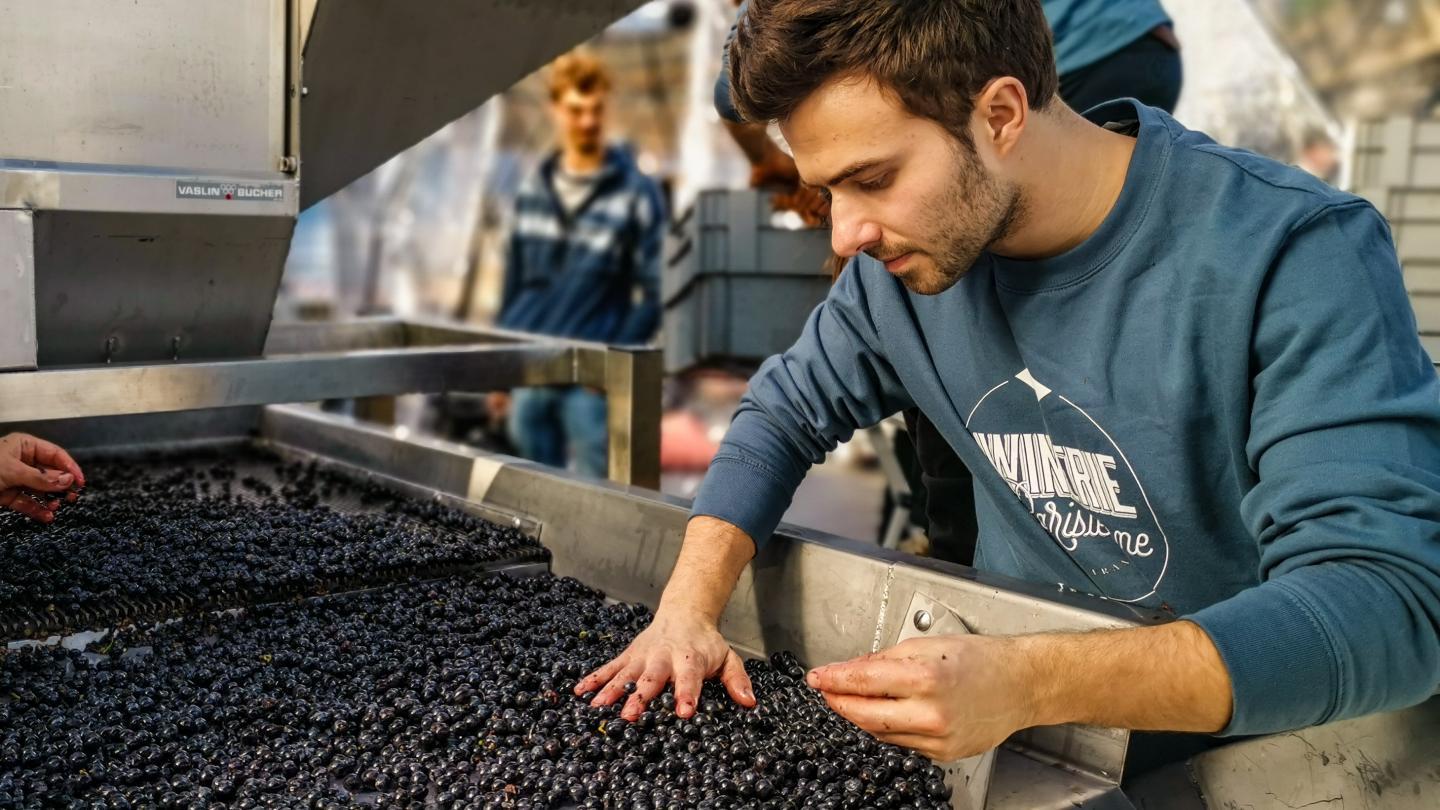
[507, 386, 608, 479]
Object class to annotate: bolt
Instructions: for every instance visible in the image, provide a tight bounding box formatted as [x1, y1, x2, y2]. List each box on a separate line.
[913, 610, 933, 632]
[279, 156, 298, 173]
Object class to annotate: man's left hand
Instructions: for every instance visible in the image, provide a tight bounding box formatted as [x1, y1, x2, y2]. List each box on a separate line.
[806, 634, 1038, 762]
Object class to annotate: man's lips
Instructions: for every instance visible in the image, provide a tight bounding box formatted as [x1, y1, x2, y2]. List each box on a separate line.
[880, 252, 914, 273]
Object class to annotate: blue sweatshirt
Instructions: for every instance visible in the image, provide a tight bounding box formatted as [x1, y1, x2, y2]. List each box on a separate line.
[498, 146, 666, 345]
[714, 1, 1173, 123]
[692, 100, 1440, 736]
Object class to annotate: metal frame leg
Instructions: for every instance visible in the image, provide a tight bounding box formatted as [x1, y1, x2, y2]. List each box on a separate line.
[600, 347, 661, 489]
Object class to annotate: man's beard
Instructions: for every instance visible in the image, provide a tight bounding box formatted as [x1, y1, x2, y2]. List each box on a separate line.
[867, 144, 1023, 295]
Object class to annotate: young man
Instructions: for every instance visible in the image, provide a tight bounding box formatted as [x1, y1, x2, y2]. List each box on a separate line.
[579, 0, 1440, 763]
[715, 0, 1183, 564]
[494, 52, 666, 478]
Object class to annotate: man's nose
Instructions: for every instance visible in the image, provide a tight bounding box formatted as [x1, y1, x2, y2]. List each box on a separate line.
[830, 197, 882, 258]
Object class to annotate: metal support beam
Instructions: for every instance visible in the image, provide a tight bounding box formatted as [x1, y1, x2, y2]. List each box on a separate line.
[0, 344, 575, 424]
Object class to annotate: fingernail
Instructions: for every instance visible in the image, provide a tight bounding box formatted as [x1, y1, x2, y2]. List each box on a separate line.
[805, 670, 820, 687]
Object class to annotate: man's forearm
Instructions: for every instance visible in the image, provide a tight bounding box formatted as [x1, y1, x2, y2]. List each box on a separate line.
[656, 516, 756, 624]
[1022, 620, 1233, 733]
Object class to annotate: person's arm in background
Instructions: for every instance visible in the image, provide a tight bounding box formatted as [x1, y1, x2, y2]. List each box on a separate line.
[0, 433, 85, 523]
[808, 202, 1440, 760]
[713, 1, 829, 226]
[612, 179, 666, 346]
[577, 262, 916, 719]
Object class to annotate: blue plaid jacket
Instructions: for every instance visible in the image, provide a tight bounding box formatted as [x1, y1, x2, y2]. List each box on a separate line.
[498, 145, 665, 345]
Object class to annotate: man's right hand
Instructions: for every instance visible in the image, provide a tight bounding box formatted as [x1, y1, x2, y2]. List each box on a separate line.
[575, 608, 755, 721]
[573, 515, 760, 721]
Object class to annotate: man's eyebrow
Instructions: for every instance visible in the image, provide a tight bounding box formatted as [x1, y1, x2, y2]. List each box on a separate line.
[820, 159, 888, 189]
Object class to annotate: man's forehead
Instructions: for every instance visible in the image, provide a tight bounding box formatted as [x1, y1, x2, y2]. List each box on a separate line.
[781, 77, 909, 184]
[558, 89, 604, 108]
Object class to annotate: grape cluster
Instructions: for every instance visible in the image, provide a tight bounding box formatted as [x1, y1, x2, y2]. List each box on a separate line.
[0, 448, 542, 637]
[0, 574, 952, 809]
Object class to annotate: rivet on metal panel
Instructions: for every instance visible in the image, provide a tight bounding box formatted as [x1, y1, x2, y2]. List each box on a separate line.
[279, 156, 299, 173]
[913, 609, 933, 632]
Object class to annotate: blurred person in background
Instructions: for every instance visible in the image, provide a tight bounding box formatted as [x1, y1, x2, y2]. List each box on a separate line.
[1295, 127, 1340, 185]
[713, 0, 1182, 566]
[490, 51, 667, 479]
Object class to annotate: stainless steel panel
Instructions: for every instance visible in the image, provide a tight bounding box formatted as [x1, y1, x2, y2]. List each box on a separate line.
[264, 318, 525, 355]
[299, 0, 645, 207]
[0, 407, 263, 451]
[987, 751, 1137, 810]
[264, 319, 414, 354]
[0, 0, 287, 174]
[0, 211, 37, 371]
[0, 344, 576, 423]
[31, 211, 295, 365]
[0, 166, 298, 217]
[1181, 697, 1440, 810]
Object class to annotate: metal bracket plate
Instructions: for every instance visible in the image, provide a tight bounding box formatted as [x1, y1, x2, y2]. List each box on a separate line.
[892, 591, 997, 810]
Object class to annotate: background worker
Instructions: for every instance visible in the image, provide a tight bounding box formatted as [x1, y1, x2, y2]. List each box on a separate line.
[491, 52, 667, 479]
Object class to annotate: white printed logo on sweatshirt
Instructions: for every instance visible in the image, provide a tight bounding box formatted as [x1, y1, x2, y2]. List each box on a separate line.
[966, 369, 1170, 603]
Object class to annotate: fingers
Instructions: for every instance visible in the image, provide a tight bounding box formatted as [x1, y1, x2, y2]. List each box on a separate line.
[575, 656, 627, 697]
[807, 656, 925, 698]
[820, 692, 945, 737]
[1, 459, 74, 494]
[671, 651, 706, 719]
[621, 658, 674, 721]
[590, 662, 643, 709]
[719, 650, 756, 708]
[27, 437, 85, 487]
[0, 489, 56, 524]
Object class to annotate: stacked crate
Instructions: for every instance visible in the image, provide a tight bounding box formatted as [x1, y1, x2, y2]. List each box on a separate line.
[1350, 116, 1440, 359]
[663, 189, 834, 372]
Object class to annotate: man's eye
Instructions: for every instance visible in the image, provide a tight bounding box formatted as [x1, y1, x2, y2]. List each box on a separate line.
[856, 174, 891, 192]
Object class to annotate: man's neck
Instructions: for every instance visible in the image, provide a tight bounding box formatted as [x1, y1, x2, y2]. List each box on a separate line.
[991, 106, 1137, 261]
[561, 146, 605, 175]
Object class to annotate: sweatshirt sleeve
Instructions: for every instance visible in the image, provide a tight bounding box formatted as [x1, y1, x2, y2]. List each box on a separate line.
[1189, 201, 1440, 735]
[690, 263, 915, 547]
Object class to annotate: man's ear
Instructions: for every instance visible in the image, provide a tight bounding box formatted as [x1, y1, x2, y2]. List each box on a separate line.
[973, 77, 1029, 159]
